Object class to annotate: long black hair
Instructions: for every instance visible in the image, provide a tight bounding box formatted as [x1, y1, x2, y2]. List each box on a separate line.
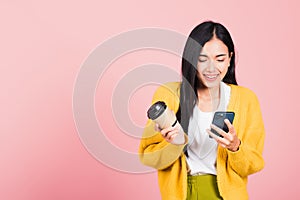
[178, 21, 238, 134]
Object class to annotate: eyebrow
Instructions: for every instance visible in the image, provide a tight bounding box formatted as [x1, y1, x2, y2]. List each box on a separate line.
[199, 54, 227, 58]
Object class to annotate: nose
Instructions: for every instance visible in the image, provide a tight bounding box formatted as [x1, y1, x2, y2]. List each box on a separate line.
[207, 60, 216, 72]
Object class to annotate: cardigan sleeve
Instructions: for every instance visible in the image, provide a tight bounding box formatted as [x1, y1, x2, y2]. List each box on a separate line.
[139, 82, 188, 170]
[227, 88, 265, 177]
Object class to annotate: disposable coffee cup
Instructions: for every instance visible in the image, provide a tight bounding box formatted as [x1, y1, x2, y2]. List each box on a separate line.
[147, 101, 177, 129]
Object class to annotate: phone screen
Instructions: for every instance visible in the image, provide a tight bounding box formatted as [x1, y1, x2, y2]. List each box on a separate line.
[211, 111, 235, 138]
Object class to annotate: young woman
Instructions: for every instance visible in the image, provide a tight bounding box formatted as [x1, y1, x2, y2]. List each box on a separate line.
[139, 21, 265, 200]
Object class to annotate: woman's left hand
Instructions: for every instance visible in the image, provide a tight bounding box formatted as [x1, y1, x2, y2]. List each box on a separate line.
[206, 119, 240, 152]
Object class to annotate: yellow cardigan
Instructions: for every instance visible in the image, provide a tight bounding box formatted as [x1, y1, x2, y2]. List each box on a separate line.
[139, 82, 265, 200]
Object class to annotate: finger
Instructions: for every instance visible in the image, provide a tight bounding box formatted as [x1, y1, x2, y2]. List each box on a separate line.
[160, 126, 176, 137]
[167, 133, 179, 142]
[154, 123, 162, 132]
[207, 129, 230, 146]
[164, 130, 178, 140]
[210, 124, 227, 138]
[206, 129, 225, 143]
[224, 119, 235, 134]
[206, 129, 220, 140]
[170, 133, 179, 139]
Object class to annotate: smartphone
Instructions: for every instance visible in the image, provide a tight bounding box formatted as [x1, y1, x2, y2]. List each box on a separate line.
[210, 111, 235, 138]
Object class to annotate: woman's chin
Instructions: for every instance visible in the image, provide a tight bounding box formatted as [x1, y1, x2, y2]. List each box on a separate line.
[203, 79, 221, 88]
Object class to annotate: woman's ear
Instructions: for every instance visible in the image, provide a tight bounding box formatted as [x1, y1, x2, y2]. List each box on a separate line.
[228, 52, 233, 67]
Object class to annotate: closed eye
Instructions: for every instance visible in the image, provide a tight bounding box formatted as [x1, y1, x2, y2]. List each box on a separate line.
[199, 59, 207, 62]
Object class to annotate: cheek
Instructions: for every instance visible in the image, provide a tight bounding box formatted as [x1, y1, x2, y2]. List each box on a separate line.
[197, 62, 205, 71]
[218, 65, 228, 73]
[196, 66, 205, 79]
[220, 66, 229, 79]
[217, 60, 230, 73]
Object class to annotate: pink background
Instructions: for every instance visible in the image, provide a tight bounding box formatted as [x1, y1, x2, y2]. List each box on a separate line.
[1, 0, 299, 199]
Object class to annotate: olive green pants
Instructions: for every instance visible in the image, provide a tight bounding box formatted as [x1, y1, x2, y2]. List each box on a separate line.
[186, 174, 223, 200]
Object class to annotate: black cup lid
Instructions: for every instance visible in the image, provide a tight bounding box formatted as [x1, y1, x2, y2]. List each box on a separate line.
[147, 101, 167, 120]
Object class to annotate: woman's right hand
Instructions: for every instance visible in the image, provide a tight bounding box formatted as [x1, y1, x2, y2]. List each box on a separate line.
[155, 123, 186, 145]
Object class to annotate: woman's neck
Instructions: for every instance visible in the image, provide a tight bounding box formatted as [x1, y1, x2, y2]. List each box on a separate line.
[198, 86, 219, 99]
[197, 85, 220, 112]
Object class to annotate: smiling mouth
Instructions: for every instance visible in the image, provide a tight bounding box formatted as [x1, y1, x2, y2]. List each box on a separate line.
[204, 74, 218, 80]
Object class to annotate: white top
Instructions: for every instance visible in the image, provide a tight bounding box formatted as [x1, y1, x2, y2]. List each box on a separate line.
[186, 82, 231, 175]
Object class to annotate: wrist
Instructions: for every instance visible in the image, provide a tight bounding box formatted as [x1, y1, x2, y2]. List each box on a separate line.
[229, 139, 241, 152]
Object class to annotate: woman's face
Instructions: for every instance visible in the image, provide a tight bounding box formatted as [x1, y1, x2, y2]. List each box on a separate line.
[197, 37, 232, 88]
